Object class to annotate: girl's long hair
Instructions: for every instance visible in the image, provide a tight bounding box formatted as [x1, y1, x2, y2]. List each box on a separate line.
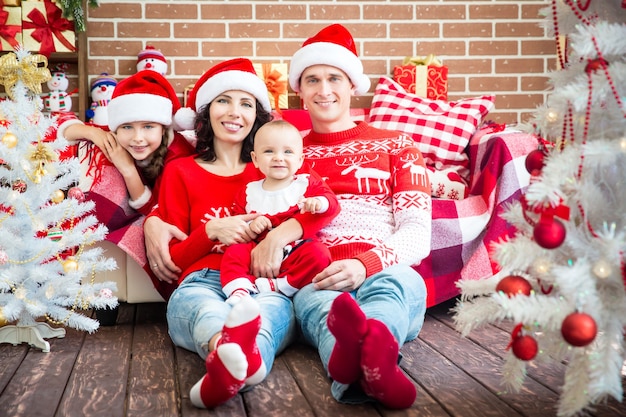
[194, 101, 272, 163]
[138, 127, 170, 187]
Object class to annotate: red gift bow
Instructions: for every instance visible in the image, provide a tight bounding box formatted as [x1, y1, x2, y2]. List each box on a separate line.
[535, 200, 570, 223]
[0, 8, 20, 49]
[261, 63, 287, 113]
[22, 0, 76, 57]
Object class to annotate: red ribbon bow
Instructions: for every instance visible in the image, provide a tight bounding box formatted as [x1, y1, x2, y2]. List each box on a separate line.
[0, 8, 20, 49]
[534, 200, 570, 223]
[22, 0, 76, 57]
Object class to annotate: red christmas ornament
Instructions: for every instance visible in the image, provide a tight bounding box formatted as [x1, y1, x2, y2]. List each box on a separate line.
[11, 179, 26, 193]
[533, 217, 566, 249]
[495, 275, 533, 297]
[561, 312, 597, 347]
[525, 149, 545, 175]
[585, 58, 608, 74]
[512, 335, 538, 361]
[68, 186, 85, 202]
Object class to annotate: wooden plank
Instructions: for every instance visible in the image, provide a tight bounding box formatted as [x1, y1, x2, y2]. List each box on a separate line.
[126, 303, 178, 417]
[0, 323, 85, 417]
[55, 303, 135, 417]
[418, 316, 559, 417]
[175, 345, 248, 417]
[0, 342, 28, 393]
[402, 320, 521, 417]
[431, 300, 626, 416]
[272, 344, 379, 417]
[242, 348, 317, 417]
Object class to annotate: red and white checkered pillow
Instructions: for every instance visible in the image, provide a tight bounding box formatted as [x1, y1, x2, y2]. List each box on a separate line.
[368, 77, 494, 183]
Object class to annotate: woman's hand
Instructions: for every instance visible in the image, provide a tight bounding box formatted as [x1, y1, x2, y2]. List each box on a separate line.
[205, 213, 259, 245]
[312, 259, 366, 291]
[144, 216, 187, 283]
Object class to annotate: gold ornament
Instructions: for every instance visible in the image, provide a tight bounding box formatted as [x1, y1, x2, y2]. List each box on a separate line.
[62, 257, 79, 273]
[0, 308, 10, 327]
[27, 141, 56, 182]
[2, 132, 17, 148]
[51, 189, 65, 203]
[0, 52, 51, 99]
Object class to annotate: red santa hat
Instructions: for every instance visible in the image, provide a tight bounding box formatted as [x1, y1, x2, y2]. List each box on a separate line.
[137, 45, 166, 64]
[108, 70, 181, 132]
[288, 24, 371, 96]
[174, 58, 271, 131]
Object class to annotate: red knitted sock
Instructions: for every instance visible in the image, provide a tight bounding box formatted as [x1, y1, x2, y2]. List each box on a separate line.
[189, 343, 247, 408]
[359, 319, 416, 409]
[327, 292, 368, 384]
[219, 295, 267, 386]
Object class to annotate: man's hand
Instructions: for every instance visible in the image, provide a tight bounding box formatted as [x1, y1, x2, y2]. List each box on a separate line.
[144, 216, 186, 283]
[312, 259, 367, 291]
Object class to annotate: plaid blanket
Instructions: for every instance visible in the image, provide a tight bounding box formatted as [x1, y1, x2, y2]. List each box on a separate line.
[416, 127, 538, 307]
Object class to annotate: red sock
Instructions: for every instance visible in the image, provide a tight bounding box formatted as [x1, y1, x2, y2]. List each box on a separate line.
[189, 343, 247, 408]
[327, 292, 368, 384]
[359, 319, 416, 409]
[219, 295, 267, 386]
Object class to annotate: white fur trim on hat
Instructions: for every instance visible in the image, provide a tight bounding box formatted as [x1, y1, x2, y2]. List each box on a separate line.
[108, 93, 173, 132]
[194, 70, 271, 113]
[288, 42, 371, 96]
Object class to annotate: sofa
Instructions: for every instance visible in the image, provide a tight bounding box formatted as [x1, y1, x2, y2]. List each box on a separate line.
[90, 76, 538, 308]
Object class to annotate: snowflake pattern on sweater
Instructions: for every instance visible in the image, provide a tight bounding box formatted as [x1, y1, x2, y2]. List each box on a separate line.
[303, 121, 432, 277]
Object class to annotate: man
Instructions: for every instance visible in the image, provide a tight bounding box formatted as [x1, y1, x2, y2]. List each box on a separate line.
[257, 24, 432, 408]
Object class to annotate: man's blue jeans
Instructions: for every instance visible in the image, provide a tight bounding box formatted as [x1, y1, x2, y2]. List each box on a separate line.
[293, 263, 427, 403]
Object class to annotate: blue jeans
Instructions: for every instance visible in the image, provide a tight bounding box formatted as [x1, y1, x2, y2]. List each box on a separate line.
[293, 263, 427, 403]
[166, 268, 296, 377]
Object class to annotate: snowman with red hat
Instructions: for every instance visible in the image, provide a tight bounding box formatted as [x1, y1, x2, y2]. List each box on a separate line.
[136, 45, 168, 75]
[43, 64, 74, 113]
[86, 73, 117, 127]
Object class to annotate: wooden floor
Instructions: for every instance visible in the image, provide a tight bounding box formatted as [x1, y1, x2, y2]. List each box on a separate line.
[1, 298, 624, 417]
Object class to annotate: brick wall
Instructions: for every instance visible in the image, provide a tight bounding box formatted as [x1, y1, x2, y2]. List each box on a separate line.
[84, 0, 556, 125]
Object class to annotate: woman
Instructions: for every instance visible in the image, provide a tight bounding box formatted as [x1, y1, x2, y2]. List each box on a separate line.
[146, 58, 296, 408]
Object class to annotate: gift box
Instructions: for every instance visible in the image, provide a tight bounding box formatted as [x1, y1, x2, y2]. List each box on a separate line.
[1, 5, 22, 52]
[393, 54, 448, 100]
[22, 0, 76, 57]
[253, 63, 288, 111]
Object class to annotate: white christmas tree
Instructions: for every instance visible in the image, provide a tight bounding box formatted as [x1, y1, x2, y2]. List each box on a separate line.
[453, 1, 626, 416]
[0, 49, 117, 352]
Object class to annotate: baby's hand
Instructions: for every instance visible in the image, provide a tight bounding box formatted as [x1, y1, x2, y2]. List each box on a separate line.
[298, 197, 322, 214]
[249, 216, 272, 234]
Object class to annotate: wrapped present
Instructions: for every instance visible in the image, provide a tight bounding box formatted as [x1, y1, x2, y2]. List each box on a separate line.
[393, 54, 448, 100]
[22, 0, 76, 57]
[1, 4, 22, 51]
[253, 63, 288, 111]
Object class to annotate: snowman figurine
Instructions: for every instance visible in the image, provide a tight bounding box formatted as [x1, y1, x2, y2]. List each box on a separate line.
[43, 64, 73, 113]
[136, 46, 168, 75]
[86, 73, 117, 127]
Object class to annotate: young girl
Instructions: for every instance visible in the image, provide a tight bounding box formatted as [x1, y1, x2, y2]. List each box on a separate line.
[220, 120, 340, 304]
[59, 70, 196, 300]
